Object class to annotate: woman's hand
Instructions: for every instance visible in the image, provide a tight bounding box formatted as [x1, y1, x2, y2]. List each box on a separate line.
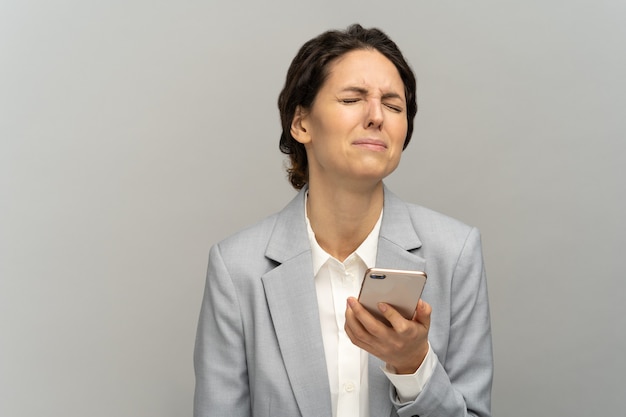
[345, 297, 432, 374]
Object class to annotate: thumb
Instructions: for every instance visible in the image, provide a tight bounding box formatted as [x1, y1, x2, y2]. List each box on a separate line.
[377, 302, 408, 328]
[413, 299, 432, 328]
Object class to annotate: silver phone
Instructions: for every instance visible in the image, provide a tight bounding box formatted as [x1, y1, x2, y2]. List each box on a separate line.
[357, 267, 427, 325]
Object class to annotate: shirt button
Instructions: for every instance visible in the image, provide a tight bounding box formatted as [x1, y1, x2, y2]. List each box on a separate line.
[344, 382, 355, 392]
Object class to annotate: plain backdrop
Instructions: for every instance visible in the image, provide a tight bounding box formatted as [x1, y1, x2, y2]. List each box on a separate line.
[1, 1, 625, 416]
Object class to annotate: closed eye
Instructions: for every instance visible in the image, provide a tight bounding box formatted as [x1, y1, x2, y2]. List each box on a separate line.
[340, 98, 361, 104]
[384, 103, 404, 113]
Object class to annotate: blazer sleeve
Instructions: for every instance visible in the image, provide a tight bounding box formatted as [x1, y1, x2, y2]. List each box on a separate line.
[194, 243, 251, 417]
[393, 227, 493, 417]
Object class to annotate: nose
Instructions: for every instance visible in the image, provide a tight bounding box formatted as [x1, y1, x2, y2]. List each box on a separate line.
[364, 100, 384, 130]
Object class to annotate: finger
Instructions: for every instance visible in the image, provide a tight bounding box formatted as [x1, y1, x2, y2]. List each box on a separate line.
[412, 299, 432, 328]
[345, 299, 378, 349]
[377, 302, 411, 331]
[346, 297, 388, 336]
[344, 317, 375, 350]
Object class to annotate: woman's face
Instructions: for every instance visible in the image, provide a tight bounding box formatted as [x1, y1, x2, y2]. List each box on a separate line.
[292, 48, 408, 188]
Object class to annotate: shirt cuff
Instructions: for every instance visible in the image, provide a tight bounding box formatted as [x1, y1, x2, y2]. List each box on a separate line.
[381, 342, 437, 403]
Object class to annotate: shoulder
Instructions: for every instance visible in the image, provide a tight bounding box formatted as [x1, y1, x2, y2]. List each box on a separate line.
[406, 202, 475, 237]
[384, 188, 481, 255]
[385, 187, 476, 236]
[212, 212, 279, 259]
[210, 188, 307, 266]
[408, 209, 487, 294]
[408, 202, 481, 255]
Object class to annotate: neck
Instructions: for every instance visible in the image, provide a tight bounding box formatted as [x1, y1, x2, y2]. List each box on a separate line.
[306, 181, 384, 262]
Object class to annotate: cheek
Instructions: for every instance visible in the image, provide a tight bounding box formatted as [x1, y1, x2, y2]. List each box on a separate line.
[310, 110, 345, 138]
[391, 120, 408, 146]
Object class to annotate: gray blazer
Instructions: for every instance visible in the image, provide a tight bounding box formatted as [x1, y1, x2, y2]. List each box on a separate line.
[194, 186, 492, 417]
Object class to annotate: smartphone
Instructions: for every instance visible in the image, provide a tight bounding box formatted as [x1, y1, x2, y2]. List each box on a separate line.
[357, 267, 427, 325]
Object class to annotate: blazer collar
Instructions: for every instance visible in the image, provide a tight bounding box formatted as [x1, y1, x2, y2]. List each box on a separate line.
[265, 187, 310, 264]
[265, 184, 423, 263]
[379, 184, 423, 253]
[262, 185, 426, 417]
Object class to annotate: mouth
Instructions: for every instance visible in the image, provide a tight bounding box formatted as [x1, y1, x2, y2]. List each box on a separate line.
[352, 138, 388, 152]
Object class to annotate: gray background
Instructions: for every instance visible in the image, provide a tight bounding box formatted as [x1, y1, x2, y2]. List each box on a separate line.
[1, 1, 624, 416]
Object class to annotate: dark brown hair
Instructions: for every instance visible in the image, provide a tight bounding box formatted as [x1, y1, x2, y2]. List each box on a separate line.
[278, 24, 418, 189]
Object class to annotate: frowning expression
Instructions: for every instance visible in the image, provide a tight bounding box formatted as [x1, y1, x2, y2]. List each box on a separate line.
[291, 48, 408, 188]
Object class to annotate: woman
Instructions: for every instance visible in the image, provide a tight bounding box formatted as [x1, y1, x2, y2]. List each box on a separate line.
[194, 24, 493, 417]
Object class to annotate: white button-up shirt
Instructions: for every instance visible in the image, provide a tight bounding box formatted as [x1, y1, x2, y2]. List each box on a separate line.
[306, 203, 436, 417]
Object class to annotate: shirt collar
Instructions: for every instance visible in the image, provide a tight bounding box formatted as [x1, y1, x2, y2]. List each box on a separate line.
[305, 193, 382, 276]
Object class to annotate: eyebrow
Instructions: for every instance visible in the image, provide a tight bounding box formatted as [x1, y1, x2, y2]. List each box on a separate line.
[339, 86, 404, 100]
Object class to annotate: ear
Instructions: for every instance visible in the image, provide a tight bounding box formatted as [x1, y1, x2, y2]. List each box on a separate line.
[290, 105, 311, 144]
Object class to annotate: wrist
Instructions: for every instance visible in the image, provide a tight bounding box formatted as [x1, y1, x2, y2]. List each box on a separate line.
[387, 343, 430, 375]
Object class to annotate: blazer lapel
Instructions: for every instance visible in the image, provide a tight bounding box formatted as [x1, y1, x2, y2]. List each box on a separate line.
[261, 186, 427, 417]
[261, 189, 332, 417]
[369, 186, 428, 417]
[376, 186, 426, 272]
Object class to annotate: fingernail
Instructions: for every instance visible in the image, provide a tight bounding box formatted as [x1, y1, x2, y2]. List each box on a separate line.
[378, 303, 387, 312]
[347, 298, 356, 308]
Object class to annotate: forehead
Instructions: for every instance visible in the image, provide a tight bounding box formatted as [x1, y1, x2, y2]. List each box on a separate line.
[323, 49, 405, 96]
